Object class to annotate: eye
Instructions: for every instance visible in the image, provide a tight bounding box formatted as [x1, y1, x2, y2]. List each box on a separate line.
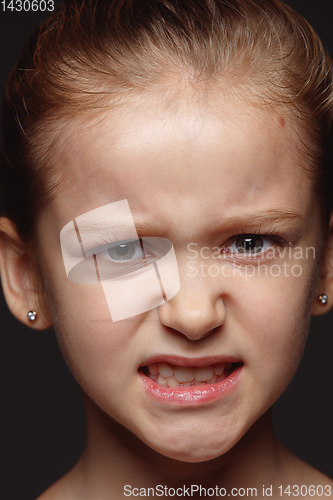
[66, 237, 174, 284]
[235, 235, 264, 254]
[103, 241, 144, 262]
[107, 242, 137, 261]
[225, 234, 274, 256]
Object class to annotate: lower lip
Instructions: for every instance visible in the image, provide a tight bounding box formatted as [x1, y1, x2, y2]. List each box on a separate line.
[139, 364, 242, 405]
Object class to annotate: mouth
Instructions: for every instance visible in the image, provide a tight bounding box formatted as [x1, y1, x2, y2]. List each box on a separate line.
[140, 361, 240, 388]
[139, 358, 243, 404]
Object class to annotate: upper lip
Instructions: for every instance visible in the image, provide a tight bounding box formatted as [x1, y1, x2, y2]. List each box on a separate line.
[139, 354, 242, 368]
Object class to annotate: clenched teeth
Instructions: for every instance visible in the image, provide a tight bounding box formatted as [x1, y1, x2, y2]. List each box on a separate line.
[145, 362, 234, 388]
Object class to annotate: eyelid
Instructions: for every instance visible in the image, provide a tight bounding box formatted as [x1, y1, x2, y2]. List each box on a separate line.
[100, 240, 146, 263]
[222, 233, 287, 257]
[94, 237, 172, 264]
[68, 236, 173, 283]
[85, 238, 140, 257]
[66, 239, 153, 284]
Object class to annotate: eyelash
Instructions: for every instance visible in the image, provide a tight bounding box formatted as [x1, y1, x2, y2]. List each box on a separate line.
[242, 228, 288, 245]
[98, 239, 157, 267]
[92, 233, 121, 248]
[222, 228, 289, 259]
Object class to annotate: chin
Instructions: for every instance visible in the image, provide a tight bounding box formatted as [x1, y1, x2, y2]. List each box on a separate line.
[140, 425, 237, 463]
[151, 441, 229, 463]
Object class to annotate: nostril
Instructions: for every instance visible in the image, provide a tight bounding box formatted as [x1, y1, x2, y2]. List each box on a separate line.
[159, 306, 225, 340]
[158, 285, 226, 340]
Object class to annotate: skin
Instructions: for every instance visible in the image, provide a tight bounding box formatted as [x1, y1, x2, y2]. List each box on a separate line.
[1, 90, 333, 499]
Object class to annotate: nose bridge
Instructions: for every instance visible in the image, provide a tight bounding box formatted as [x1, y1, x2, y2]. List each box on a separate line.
[158, 252, 226, 340]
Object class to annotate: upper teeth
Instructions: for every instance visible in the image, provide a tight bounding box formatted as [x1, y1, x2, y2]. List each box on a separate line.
[147, 362, 232, 387]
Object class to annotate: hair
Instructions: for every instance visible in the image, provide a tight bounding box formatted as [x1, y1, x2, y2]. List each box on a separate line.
[1, 0, 333, 246]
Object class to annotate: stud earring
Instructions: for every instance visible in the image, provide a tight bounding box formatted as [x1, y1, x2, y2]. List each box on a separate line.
[318, 294, 328, 305]
[27, 310, 37, 322]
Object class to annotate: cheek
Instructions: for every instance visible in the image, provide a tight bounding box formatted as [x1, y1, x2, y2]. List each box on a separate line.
[233, 261, 316, 402]
[43, 272, 141, 397]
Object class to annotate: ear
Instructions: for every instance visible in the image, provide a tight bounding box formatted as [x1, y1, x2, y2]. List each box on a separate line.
[0, 217, 52, 330]
[311, 215, 333, 316]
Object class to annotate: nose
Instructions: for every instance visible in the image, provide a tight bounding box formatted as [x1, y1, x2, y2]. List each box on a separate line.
[158, 272, 226, 340]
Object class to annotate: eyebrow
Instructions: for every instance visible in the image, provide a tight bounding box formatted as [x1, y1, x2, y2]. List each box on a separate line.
[63, 208, 305, 242]
[69, 217, 166, 236]
[211, 209, 306, 233]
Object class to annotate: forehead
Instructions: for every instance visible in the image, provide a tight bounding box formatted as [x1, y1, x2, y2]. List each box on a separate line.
[51, 92, 314, 232]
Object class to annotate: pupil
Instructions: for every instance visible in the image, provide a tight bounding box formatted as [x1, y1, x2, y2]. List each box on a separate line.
[236, 235, 263, 253]
[108, 242, 136, 260]
[117, 244, 130, 256]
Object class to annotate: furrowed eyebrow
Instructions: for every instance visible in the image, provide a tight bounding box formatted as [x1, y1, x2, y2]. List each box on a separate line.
[65, 218, 165, 237]
[62, 208, 305, 245]
[133, 219, 165, 236]
[212, 209, 306, 232]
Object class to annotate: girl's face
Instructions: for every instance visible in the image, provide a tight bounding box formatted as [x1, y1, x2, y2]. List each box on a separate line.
[37, 92, 321, 462]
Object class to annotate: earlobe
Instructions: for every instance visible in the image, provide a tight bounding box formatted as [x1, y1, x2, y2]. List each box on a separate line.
[311, 217, 333, 316]
[0, 217, 52, 330]
[311, 292, 330, 316]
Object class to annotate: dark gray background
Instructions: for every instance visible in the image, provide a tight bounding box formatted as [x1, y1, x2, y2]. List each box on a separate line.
[1, 1, 333, 499]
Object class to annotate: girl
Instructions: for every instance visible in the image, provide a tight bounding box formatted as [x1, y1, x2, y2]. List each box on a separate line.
[1, 0, 333, 498]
